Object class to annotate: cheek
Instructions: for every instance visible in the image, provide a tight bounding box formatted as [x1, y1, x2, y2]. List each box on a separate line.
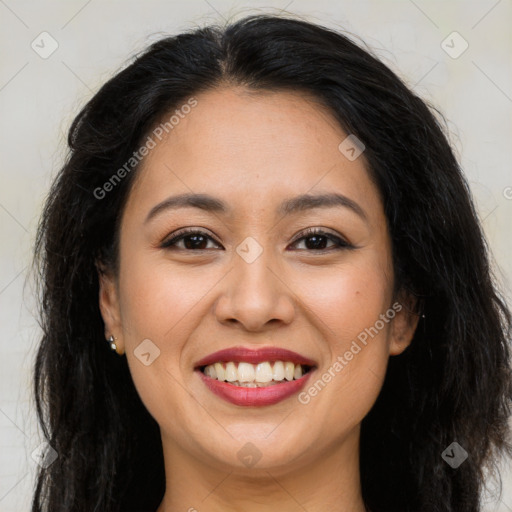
[116, 254, 218, 429]
[295, 257, 392, 345]
[118, 255, 223, 345]
[293, 257, 393, 423]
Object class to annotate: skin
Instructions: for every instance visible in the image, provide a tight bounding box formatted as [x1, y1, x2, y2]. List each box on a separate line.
[98, 86, 418, 512]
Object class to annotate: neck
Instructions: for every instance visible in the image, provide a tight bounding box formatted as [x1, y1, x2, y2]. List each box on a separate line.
[156, 427, 366, 512]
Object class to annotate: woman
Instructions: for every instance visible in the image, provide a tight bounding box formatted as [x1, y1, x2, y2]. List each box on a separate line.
[32, 13, 512, 512]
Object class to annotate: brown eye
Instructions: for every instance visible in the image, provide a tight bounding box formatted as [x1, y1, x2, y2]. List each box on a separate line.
[289, 228, 352, 251]
[161, 229, 222, 250]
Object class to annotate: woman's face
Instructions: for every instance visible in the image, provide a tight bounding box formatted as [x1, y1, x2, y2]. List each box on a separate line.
[99, 86, 417, 474]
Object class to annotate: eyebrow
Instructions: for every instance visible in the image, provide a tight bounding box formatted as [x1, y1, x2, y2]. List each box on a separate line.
[145, 192, 367, 223]
[278, 192, 367, 221]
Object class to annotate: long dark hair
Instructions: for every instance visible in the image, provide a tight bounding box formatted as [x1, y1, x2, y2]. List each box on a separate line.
[32, 13, 512, 512]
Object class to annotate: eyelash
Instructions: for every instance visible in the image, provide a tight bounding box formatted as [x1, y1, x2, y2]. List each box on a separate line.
[160, 227, 353, 252]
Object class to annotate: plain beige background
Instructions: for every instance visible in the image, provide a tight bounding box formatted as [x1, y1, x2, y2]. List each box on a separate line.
[0, 0, 511, 510]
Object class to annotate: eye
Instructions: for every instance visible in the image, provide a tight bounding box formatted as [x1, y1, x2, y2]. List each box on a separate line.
[160, 228, 223, 251]
[160, 227, 353, 252]
[289, 228, 353, 251]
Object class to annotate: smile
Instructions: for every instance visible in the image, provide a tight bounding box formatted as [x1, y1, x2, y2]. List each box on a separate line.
[194, 346, 317, 406]
[201, 361, 311, 386]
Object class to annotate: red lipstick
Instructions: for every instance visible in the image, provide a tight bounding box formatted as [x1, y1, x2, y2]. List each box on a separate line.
[194, 346, 316, 407]
[198, 371, 313, 406]
[194, 346, 316, 368]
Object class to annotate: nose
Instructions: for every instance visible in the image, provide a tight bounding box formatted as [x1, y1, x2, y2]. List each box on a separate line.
[214, 250, 295, 332]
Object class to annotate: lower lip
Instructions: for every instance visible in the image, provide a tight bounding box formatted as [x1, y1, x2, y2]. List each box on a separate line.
[197, 370, 314, 406]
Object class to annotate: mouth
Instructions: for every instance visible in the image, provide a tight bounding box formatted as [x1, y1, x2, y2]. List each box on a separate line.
[199, 361, 314, 386]
[194, 347, 317, 406]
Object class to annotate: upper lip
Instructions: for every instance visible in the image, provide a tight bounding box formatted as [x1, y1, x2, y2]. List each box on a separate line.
[194, 346, 317, 368]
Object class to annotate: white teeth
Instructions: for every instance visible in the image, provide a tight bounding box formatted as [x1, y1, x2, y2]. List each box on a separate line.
[214, 362, 225, 381]
[238, 362, 255, 382]
[284, 362, 295, 381]
[272, 360, 285, 380]
[205, 365, 216, 378]
[225, 361, 237, 382]
[202, 361, 309, 385]
[255, 362, 273, 382]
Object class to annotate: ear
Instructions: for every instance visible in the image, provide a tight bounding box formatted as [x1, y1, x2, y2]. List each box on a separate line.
[388, 291, 420, 356]
[97, 262, 124, 354]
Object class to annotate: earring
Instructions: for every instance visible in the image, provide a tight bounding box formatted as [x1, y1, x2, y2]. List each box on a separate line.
[107, 335, 117, 352]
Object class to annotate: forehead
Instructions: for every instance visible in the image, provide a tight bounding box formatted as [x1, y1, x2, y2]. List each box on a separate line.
[125, 86, 382, 220]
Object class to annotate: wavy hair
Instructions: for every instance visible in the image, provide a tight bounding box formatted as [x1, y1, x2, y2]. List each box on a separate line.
[32, 13, 512, 512]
